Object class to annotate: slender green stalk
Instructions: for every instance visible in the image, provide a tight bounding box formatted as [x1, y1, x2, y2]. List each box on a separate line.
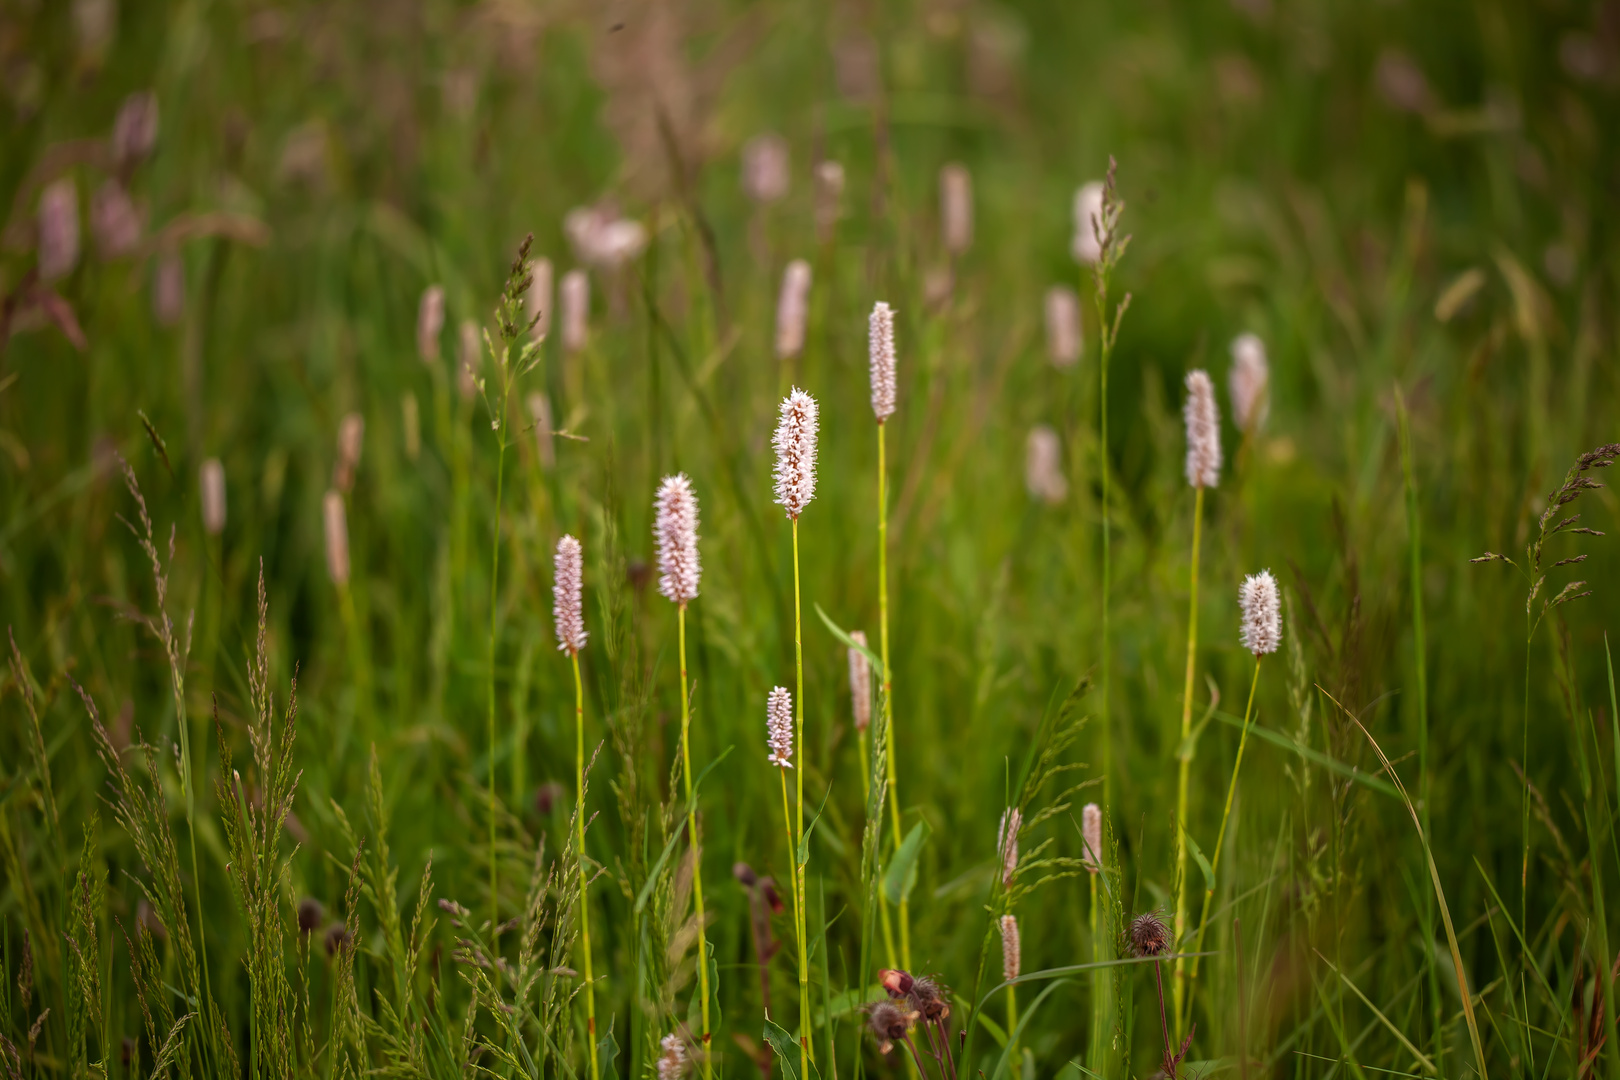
[1096, 293, 1112, 814]
[791, 515, 812, 1065]
[1006, 983, 1019, 1067]
[780, 768, 808, 1080]
[488, 418, 507, 928]
[877, 420, 908, 967]
[856, 728, 871, 803]
[1088, 873, 1104, 1077]
[678, 604, 713, 1079]
[1171, 484, 1205, 1036]
[573, 651, 600, 1080]
[1189, 658, 1261, 979]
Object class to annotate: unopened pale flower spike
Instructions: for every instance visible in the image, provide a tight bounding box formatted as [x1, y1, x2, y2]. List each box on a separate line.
[776, 260, 812, 359]
[553, 534, 588, 654]
[1229, 333, 1270, 431]
[869, 302, 897, 422]
[1183, 369, 1222, 489]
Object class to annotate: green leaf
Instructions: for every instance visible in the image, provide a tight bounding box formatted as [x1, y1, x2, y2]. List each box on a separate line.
[1183, 827, 1214, 893]
[883, 821, 931, 905]
[596, 1017, 620, 1080]
[798, 785, 834, 868]
[764, 1018, 820, 1080]
[636, 746, 735, 913]
[814, 604, 884, 678]
[975, 1010, 1009, 1048]
[815, 984, 884, 1028]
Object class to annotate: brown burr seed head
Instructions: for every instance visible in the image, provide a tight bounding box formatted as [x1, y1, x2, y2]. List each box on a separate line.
[1128, 912, 1173, 958]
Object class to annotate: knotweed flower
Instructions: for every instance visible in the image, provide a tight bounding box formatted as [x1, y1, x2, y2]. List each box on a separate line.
[561, 270, 589, 354]
[199, 458, 226, 536]
[775, 260, 812, 359]
[1044, 286, 1081, 368]
[1000, 915, 1021, 981]
[997, 807, 1021, 887]
[565, 206, 647, 270]
[1081, 802, 1103, 874]
[323, 491, 349, 586]
[417, 285, 444, 363]
[1071, 180, 1106, 265]
[869, 303, 896, 422]
[1228, 332, 1269, 432]
[153, 253, 184, 326]
[37, 178, 79, 282]
[553, 535, 587, 655]
[940, 163, 973, 255]
[1025, 426, 1068, 504]
[334, 412, 364, 493]
[528, 257, 553, 342]
[331, 412, 362, 489]
[654, 473, 701, 605]
[657, 1034, 690, 1080]
[527, 392, 555, 468]
[1238, 570, 1281, 656]
[766, 686, 794, 767]
[815, 160, 844, 241]
[91, 181, 141, 258]
[111, 91, 160, 170]
[1183, 370, 1221, 489]
[772, 388, 819, 518]
[742, 134, 790, 204]
[457, 319, 480, 401]
[848, 630, 872, 733]
[1127, 913, 1172, 958]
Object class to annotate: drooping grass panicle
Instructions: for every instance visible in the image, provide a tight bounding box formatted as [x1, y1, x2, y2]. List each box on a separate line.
[997, 807, 1021, 888]
[553, 534, 587, 654]
[1081, 802, 1103, 874]
[1045, 285, 1081, 368]
[775, 259, 812, 359]
[1182, 369, 1221, 489]
[199, 458, 225, 535]
[766, 686, 794, 767]
[1025, 425, 1068, 504]
[848, 630, 872, 732]
[417, 285, 444, 363]
[1071, 180, 1105, 265]
[940, 162, 973, 255]
[323, 490, 349, 586]
[1228, 333, 1269, 431]
[1238, 570, 1282, 656]
[999, 914, 1021, 981]
[772, 387, 819, 517]
[654, 472, 701, 605]
[333, 411, 364, 492]
[561, 269, 589, 354]
[869, 302, 897, 422]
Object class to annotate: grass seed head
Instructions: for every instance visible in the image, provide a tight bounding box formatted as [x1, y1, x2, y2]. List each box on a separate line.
[766, 686, 793, 767]
[1183, 369, 1222, 489]
[775, 259, 812, 359]
[654, 472, 702, 605]
[998, 807, 1021, 887]
[772, 387, 819, 517]
[553, 534, 587, 654]
[1239, 570, 1282, 655]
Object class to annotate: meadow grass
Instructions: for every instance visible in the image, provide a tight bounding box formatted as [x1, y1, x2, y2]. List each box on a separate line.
[3, 2, 1620, 1079]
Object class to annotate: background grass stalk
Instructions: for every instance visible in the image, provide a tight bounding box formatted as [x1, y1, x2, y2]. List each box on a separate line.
[573, 649, 600, 1080]
[1171, 483, 1205, 1037]
[488, 409, 507, 928]
[1189, 657, 1261, 980]
[877, 420, 908, 968]
[678, 603, 713, 1078]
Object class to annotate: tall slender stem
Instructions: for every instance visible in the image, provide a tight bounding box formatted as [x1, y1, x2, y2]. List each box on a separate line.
[1171, 484, 1205, 1036]
[573, 651, 600, 1080]
[1190, 658, 1261, 980]
[780, 769, 808, 1080]
[878, 421, 908, 967]
[791, 516, 812, 1067]
[488, 420, 507, 928]
[1005, 983, 1020, 1070]
[1088, 873, 1103, 1078]
[679, 605, 713, 1078]
[1153, 960, 1176, 1080]
[1092, 273, 1113, 818]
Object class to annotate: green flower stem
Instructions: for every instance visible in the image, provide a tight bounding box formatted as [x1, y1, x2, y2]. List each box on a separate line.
[573, 650, 600, 1080]
[878, 420, 909, 968]
[791, 515, 813, 1066]
[679, 604, 713, 1079]
[1171, 483, 1205, 1038]
[1189, 657, 1262, 982]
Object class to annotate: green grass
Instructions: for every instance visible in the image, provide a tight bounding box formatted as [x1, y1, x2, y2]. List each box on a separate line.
[4, 1, 1620, 1078]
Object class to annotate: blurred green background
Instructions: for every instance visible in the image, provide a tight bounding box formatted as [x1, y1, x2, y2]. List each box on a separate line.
[4, 0, 1620, 1077]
